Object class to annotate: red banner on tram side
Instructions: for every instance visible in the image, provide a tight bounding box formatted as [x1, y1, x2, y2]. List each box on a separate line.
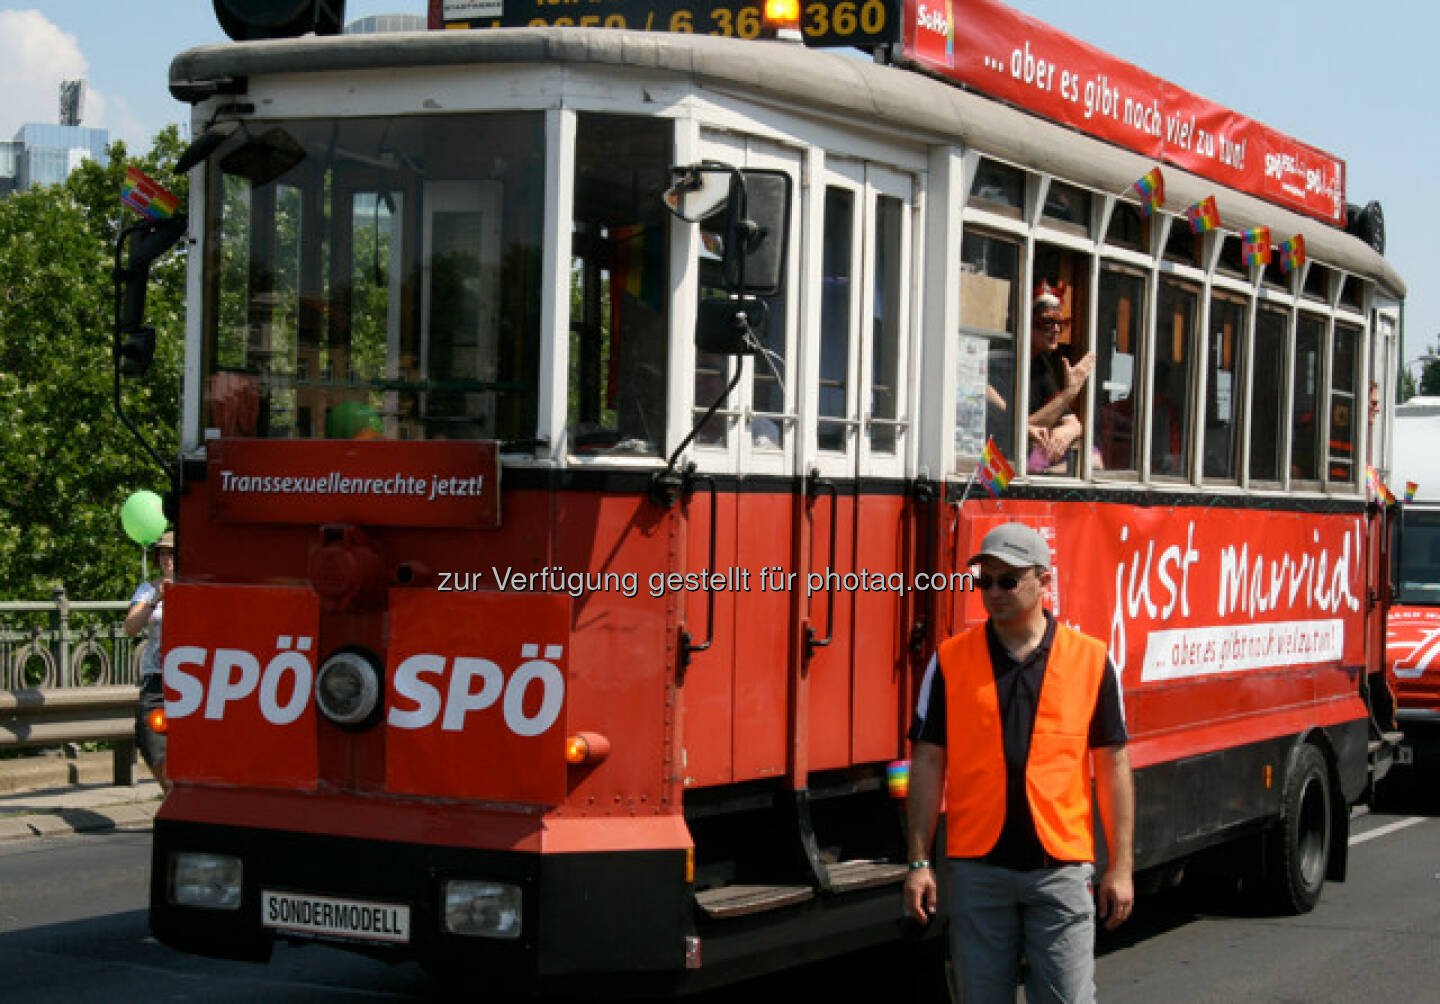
[902, 0, 1345, 225]
[207, 439, 500, 529]
[957, 502, 1368, 684]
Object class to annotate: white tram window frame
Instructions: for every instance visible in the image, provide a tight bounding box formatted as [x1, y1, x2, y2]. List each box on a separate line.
[686, 129, 803, 479]
[857, 164, 914, 480]
[809, 158, 865, 480]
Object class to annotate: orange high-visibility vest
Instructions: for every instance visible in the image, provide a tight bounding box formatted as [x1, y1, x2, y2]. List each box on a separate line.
[939, 621, 1107, 861]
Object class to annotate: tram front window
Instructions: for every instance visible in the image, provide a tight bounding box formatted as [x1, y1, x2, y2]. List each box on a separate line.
[568, 114, 671, 457]
[202, 112, 545, 444]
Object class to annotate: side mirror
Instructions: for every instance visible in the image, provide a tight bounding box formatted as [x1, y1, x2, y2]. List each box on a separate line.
[118, 216, 188, 339]
[724, 170, 790, 297]
[664, 163, 792, 297]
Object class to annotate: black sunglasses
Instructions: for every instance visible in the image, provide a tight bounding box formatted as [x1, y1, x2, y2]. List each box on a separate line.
[976, 571, 1029, 592]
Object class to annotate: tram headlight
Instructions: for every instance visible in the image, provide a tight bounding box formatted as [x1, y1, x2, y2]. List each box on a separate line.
[170, 852, 243, 910]
[315, 649, 382, 728]
[442, 880, 523, 939]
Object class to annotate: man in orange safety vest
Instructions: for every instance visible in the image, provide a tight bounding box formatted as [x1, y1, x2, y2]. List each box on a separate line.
[902, 522, 1134, 1003]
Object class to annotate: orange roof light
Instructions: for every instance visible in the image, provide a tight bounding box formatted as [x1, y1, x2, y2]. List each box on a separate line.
[764, 0, 801, 32]
[565, 731, 612, 765]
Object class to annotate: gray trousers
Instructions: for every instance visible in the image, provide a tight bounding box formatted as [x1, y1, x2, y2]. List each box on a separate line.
[947, 859, 1096, 1004]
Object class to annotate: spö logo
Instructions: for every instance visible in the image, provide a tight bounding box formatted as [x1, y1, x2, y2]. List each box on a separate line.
[389, 644, 566, 737]
[164, 640, 567, 738]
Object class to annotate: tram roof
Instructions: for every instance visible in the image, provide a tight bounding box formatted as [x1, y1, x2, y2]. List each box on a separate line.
[171, 27, 1403, 298]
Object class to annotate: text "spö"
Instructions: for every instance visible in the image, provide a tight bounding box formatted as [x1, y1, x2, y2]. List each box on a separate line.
[389, 646, 565, 737]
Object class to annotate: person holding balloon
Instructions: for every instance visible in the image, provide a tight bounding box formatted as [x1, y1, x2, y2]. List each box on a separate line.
[121, 491, 174, 793]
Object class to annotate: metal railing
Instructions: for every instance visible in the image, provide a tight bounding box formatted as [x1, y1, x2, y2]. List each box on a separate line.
[1, 586, 146, 784]
[1, 585, 147, 689]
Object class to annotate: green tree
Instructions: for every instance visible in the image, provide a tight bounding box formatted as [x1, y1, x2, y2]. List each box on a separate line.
[0, 127, 188, 600]
[1421, 355, 1440, 398]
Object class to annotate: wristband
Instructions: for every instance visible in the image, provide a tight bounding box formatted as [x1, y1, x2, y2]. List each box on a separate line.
[907, 859, 931, 871]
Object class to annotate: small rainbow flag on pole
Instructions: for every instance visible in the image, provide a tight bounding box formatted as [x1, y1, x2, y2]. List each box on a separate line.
[1242, 227, 1272, 267]
[1131, 167, 1164, 216]
[978, 436, 1016, 498]
[1278, 233, 1307, 273]
[1185, 195, 1221, 234]
[121, 165, 180, 220]
[1406, 482, 1419, 502]
[1367, 466, 1396, 505]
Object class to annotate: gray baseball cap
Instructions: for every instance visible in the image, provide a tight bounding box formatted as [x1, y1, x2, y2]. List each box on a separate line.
[967, 523, 1050, 571]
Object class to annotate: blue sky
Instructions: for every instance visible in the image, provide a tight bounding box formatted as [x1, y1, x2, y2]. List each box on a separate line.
[2, 2, 1431, 363]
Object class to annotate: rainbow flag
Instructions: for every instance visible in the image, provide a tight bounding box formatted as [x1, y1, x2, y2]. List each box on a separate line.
[1131, 167, 1164, 216]
[1367, 466, 1396, 505]
[121, 165, 180, 220]
[978, 435, 1016, 498]
[1185, 195, 1221, 234]
[1242, 227, 1272, 267]
[1406, 482, 1419, 502]
[1278, 233, 1307, 273]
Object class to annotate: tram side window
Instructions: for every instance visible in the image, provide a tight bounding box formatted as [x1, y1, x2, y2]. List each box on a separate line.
[1031, 244, 1091, 475]
[203, 112, 545, 444]
[692, 177, 791, 452]
[1204, 294, 1247, 481]
[1291, 315, 1325, 483]
[1104, 202, 1147, 251]
[1328, 322, 1361, 485]
[1248, 307, 1289, 483]
[1152, 279, 1198, 477]
[1096, 265, 1146, 474]
[969, 158, 1025, 216]
[869, 195, 904, 455]
[817, 186, 855, 453]
[567, 115, 670, 457]
[956, 231, 1020, 467]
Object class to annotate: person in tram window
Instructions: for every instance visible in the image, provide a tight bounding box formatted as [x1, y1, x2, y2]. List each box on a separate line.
[124, 530, 174, 793]
[1027, 285, 1096, 474]
[903, 523, 1134, 1003]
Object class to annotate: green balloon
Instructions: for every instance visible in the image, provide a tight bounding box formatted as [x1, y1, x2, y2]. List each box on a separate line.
[121, 490, 167, 545]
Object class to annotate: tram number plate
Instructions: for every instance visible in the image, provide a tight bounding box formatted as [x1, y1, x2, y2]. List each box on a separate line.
[262, 890, 411, 944]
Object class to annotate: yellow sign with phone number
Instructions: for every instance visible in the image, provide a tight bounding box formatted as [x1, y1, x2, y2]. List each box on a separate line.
[442, 0, 897, 48]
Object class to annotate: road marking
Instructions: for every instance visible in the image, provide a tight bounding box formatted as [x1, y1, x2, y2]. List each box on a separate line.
[1350, 816, 1428, 845]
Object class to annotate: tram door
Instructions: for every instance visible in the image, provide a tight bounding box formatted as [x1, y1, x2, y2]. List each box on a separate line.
[680, 131, 807, 788]
[805, 160, 915, 773]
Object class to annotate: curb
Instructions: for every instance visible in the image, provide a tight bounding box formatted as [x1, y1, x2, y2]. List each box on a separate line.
[0, 752, 161, 842]
[0, 799, 160, 842]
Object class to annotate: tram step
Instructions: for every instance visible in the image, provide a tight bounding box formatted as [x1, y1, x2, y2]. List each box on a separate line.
[695, 883, 814, 919]
[825, 859, 909, 892]
[1369, 731, 1405, 754]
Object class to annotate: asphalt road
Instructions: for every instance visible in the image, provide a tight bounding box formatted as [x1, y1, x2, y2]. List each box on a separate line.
[0, 786, 1436, 1002]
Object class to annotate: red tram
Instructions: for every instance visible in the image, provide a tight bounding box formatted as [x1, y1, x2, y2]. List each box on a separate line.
[122, 0, 1406, 993]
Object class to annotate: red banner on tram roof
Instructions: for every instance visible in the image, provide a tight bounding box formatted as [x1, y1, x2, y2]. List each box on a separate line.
[902, 0, 1346, 225]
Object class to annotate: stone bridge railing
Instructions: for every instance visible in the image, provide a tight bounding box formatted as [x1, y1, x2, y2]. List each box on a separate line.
[0, 587, 147, 783]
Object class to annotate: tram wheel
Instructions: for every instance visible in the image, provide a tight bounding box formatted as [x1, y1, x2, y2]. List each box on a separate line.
[1267, 743, 1331, 914]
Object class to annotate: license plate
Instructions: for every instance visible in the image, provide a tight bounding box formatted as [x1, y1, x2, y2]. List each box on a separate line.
[261, 890, 411, 944]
